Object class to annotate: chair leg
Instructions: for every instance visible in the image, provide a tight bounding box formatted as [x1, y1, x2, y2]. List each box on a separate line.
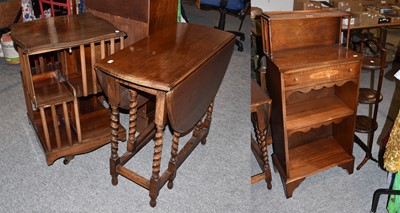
[217, 9, 227, 30]
[371, 188, 400, 213]
[214, 5, 245, 52]
[238, 2, 250, 31]
[181, 3, 189, 23]
[238, 15, 245, 31]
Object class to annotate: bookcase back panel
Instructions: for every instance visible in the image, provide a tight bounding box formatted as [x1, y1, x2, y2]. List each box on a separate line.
[267, 18, 340, 52]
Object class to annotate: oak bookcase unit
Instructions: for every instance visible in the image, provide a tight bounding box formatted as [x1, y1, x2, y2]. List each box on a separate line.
[12, 14, 127, 165]
[261, 10, 362, 197]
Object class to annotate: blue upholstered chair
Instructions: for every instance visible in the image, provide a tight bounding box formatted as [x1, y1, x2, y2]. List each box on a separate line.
[198, 0, 250, 51]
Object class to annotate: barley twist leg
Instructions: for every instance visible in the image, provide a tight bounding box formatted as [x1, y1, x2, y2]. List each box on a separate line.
[149, 124, 164, 207]
[168, 131, 180, 189]
[201, 100, 214, 145]
[255, 122, 272, 189]
[110, 104, 120, 186]
[127, 89, 138, 152]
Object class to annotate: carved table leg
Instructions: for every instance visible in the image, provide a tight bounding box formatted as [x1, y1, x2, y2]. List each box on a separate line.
[193, 100, 214, 145]
[201, 100, 214, 145]
[257, 131, 272, 189]
[193, 120, 203, 139]
[168, 131, 180, 189]
[110, 104, 120, 186]
[108, 76, 121, 186]
[254, 105, 272, 189]
[149, 92, 167, 208]
[149, 123, 164, 207]
[127, 90, 138, 153]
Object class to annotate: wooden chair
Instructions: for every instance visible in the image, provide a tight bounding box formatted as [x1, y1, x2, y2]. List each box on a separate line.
[197, 0, 250, 51]
[354, 38, 386, 170]
[36, 0, 75, 91]
[38, 0, 74, 18]
[251, 78, 272, 189]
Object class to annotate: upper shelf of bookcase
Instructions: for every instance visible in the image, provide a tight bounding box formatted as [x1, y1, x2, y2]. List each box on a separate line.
[261, 10, 352, 58]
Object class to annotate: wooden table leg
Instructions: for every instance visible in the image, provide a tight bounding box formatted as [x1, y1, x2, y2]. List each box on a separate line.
[107, 76, 121, 186]
[254, 105, 272, 189]
[149, 91, 167, 207]
[167, 100, 215, 190]
[192, 100, 214, 145]
[167, 132, 180, 189]
[202, 100, 214, 145]
[127, 89, 138, 153]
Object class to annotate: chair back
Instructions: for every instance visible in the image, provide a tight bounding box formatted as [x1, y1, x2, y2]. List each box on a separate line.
[198, 0, 246, 11]
[39, 0, 72, 18]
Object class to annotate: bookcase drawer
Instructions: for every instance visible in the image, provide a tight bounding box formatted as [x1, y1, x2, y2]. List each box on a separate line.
[284, 62, 359, 88]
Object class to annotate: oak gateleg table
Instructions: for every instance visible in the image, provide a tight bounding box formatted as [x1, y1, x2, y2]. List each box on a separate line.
[95, 23, 236, 207]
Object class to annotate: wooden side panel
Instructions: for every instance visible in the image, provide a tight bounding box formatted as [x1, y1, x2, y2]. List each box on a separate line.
[334, 80, 359, 155]
[268, 18, 340, 52]
[0, 0, 21, 28]
[86, 8, 149, 46]
[261, 18, 271, 57]
[85, 0, 148, 23]
[266, 59, 287, 173]
[149, 0, 178, 35]
[166, 41, 234, 133]
[86, 0, 177, 44]
[333, 116, 355, 155]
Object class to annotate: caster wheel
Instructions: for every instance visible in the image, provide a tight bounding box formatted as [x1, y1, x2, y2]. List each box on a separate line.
[238, 46, 243, 52]
[267, 183, 272, 190]
[201, 139, 207, 145]
[240, 35, 245, 41]
[63, 159, 70, 165]
[63, 155, 74, 165]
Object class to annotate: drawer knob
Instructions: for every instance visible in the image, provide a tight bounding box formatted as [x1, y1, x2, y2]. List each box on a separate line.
[348, 68, 353, 72]
[294, 77, 299, 81]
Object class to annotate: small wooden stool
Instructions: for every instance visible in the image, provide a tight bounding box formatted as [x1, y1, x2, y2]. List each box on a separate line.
[251, 79, 272, 189]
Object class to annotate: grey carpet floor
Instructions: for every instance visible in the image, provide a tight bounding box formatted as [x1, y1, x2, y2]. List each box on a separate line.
[0, 3, 251, 213]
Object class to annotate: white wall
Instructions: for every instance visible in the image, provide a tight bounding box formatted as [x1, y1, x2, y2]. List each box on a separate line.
[251, 0, 294, 11]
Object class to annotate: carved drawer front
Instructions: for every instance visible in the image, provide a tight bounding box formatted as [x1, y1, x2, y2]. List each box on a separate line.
[284, 62, 359, 88]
